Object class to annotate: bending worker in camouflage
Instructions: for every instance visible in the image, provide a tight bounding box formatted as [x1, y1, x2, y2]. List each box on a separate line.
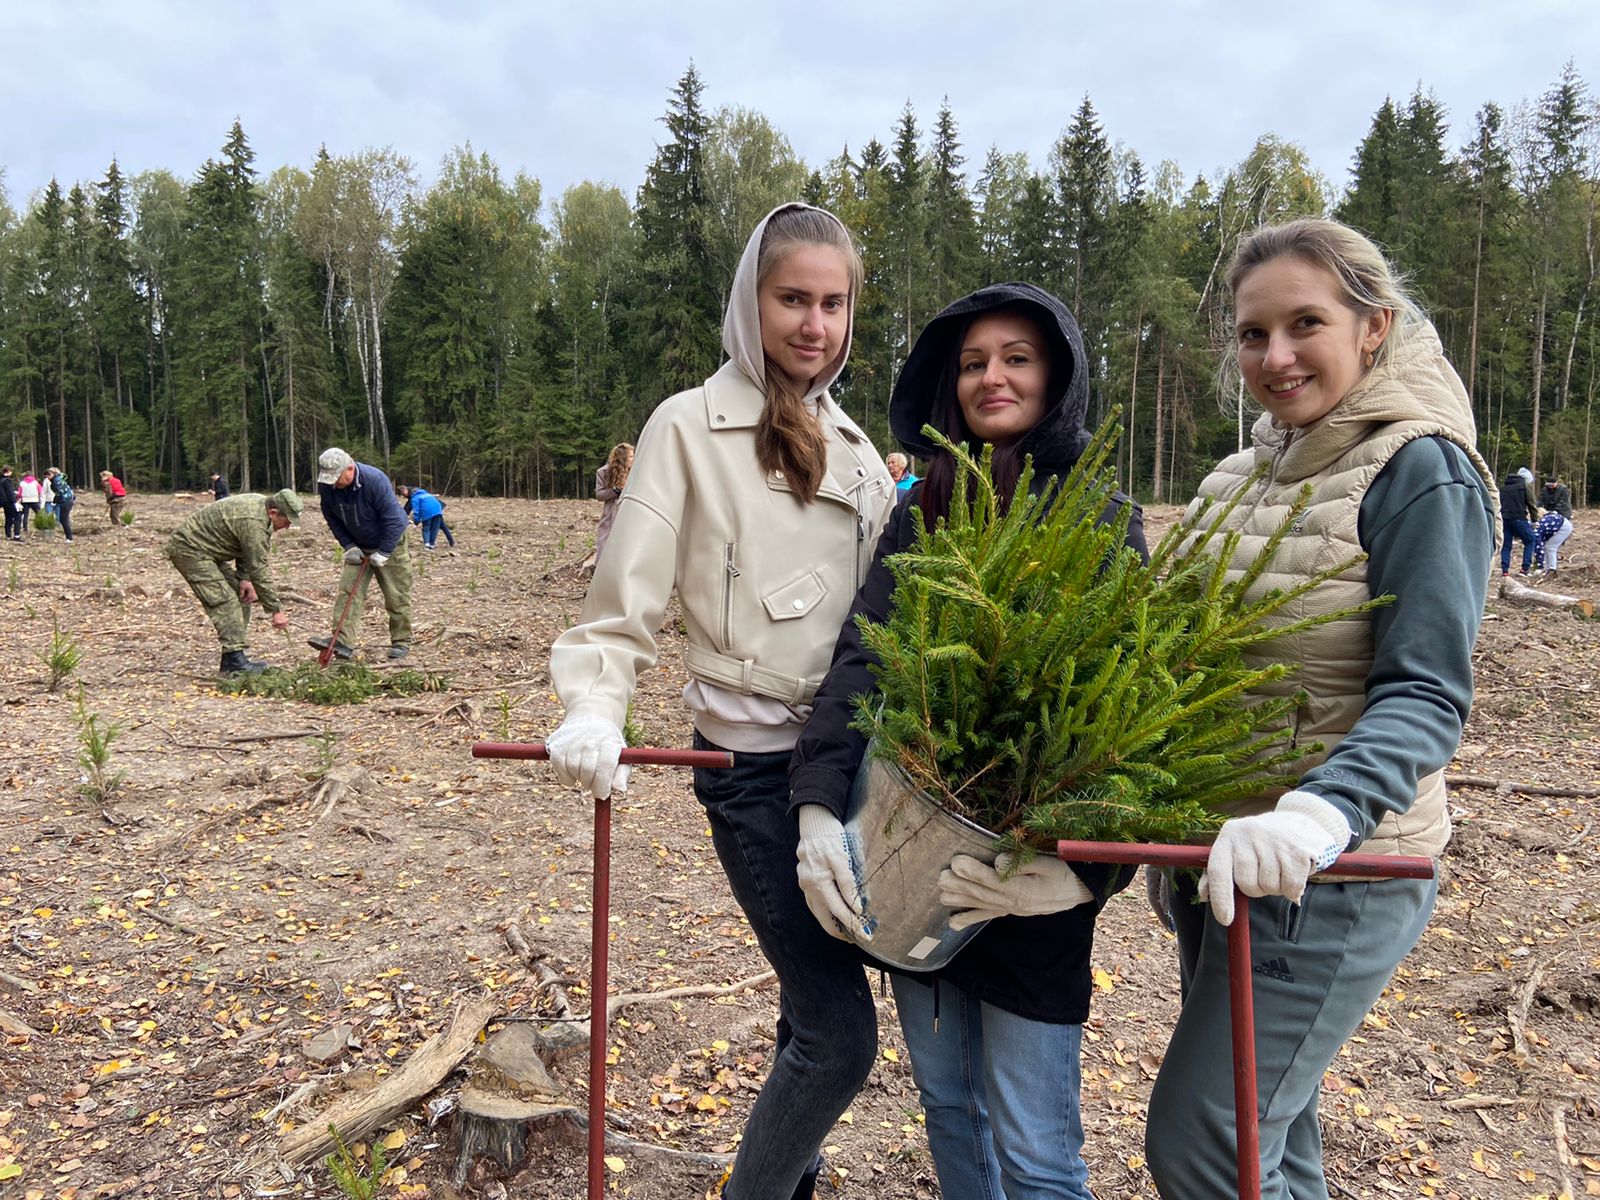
[312, 447, 413, 661]
[166, 488, 303, 674]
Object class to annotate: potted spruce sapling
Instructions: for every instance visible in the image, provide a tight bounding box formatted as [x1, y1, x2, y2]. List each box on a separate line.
[842, 417, 1385, 970]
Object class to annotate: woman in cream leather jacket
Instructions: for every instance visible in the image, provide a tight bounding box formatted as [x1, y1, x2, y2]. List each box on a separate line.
[546, 203, 895, 1200]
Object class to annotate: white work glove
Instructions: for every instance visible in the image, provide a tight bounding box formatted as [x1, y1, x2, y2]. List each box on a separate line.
[545, 713, 630, 799]
[940, 852, 1092, 931]
[795, 804, 867, 942]
[1199, 790, 1352, 926]
[368, 551, 390, 568]
[342, 546, 365, 565]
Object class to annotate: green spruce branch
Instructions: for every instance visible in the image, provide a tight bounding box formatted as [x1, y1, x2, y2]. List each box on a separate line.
[851, 413, 1388, 853]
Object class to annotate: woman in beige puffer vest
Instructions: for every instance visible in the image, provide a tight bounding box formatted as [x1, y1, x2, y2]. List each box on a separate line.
[1141, 220, 1496, 1200]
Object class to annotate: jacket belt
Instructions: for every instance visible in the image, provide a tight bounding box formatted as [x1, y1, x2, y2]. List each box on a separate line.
[684, 643, 818, 705]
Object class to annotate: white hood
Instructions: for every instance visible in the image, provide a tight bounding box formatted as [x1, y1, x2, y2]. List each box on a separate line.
[721, 202, 855, 404]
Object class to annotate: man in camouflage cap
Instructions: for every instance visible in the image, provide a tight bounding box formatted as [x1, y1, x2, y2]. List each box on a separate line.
[166, 488, 303, 674]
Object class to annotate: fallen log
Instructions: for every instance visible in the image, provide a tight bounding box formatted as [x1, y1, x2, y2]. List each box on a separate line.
[1498, 573, 1595, 616]
[263, 993, 498, 1170]
[0, 1005, 40, 1037]
[1445, 774, 1600, 800]
[606, 969, 776, 1026]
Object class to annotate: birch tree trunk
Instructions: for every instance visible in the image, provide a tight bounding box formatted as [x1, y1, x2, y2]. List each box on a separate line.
[1468, 195, 1485, 403]
[1558, 198, 1595, 414]
[1125, 308, 1142, 489]
[239, 346, 252, 491]
[1530, 288, 1547, 471]
[369, 273, 390, 464]
[1152, 336, 1166, 504]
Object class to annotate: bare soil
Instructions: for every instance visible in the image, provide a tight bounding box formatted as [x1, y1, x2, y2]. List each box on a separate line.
[1, 494, 1597, 1200]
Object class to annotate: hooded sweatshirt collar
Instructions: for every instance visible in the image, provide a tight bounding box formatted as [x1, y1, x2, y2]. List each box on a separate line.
[721, 203, 855, 406]
[889, 282, 1092, 473]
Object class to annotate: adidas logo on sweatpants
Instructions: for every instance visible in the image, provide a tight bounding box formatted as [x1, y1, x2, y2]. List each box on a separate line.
[1253, 956, 1295, 983]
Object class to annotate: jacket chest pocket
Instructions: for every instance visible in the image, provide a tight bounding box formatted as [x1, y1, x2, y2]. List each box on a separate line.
[762, 571, 828, 622]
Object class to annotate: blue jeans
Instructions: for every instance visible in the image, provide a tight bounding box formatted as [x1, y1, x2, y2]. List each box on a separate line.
[1501, 516, 1541, 572]
[57, 498, 74, 540]
[892, 976, 1094, 1200]
[421, 515, 443, 547]
[1146, 871, 1437, 1200]
[692, 732, 877, 1200]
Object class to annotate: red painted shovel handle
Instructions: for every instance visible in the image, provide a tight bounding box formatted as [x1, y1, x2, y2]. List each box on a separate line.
[1053, 840, 1435, 880]
[471, 742, 734, 768]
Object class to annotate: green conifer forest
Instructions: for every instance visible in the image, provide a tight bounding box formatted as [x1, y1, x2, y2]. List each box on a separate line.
[1, 63, 1595, 502]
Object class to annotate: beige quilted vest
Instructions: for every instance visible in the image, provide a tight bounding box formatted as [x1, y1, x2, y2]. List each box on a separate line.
[1186, 324, 1494, 858]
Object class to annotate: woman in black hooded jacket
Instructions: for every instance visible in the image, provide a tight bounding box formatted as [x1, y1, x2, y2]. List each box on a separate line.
[790, 283, 1144, 1199]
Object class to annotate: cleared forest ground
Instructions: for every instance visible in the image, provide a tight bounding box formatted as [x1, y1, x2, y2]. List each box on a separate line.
[0, 492, 1597, 1199]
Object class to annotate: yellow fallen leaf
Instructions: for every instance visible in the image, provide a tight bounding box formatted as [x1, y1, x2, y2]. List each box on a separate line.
[0, 1165, 21, 1181]
[1092, 968, 1114, 993]
[882, 1047, 899, 1063]
[381, 1130, 406, 1151]
[604, 1156, 626, 1172]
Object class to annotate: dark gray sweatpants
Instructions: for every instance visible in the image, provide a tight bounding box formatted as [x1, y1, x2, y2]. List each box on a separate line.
[1145, 870, 1437, 1200]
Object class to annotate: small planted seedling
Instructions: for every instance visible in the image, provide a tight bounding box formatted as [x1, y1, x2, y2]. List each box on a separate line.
[493, 690, 521, 740]
[41, 616, 82, 692]
[324, 1122, 387, 1200]
[73, 686, 126, 805]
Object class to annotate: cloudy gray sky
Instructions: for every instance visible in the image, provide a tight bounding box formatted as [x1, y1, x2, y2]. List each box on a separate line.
[2, 0, 1594, 211]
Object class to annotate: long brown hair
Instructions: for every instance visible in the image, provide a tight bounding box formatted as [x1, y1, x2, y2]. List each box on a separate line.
[604, 442, 633, 491]
[753, 207, 863, 503]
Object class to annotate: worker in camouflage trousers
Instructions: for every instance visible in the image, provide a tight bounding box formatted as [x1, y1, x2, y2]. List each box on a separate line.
[166, 488, 303, 674]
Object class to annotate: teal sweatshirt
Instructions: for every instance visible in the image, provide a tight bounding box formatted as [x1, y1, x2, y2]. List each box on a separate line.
[1298, 435, 1496, 841]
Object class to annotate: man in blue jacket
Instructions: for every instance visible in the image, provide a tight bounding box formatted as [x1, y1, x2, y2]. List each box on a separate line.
[312, 447, 414, 660]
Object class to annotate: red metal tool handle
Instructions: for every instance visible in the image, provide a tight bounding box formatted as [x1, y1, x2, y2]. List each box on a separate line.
[589, 795, 610, 1200]
[471, 742, 734, 768]
[1053, 840, 1436, 880]
[473, 739, 732, 1199]
[320, 558, 370, 666]
[1056, 839, 1434, 1200]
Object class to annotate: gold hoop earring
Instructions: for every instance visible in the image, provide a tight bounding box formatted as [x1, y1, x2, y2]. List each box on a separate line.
[1363, 351, 1375, 370]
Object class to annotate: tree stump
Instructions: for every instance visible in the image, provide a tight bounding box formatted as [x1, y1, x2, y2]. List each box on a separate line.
[451, 1022, 579, 1186]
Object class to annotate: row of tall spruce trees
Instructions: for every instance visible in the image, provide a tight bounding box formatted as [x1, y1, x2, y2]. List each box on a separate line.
[0, 62, 1596, 504]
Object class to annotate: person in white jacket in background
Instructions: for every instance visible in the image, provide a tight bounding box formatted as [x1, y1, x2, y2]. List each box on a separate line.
[545, 203, 896, 1200]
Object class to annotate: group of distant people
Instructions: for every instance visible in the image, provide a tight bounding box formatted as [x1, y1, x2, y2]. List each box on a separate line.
[1499, 466, 1577, 575]
[165, 449, 460, 673]
[0, 464, 99, 543]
